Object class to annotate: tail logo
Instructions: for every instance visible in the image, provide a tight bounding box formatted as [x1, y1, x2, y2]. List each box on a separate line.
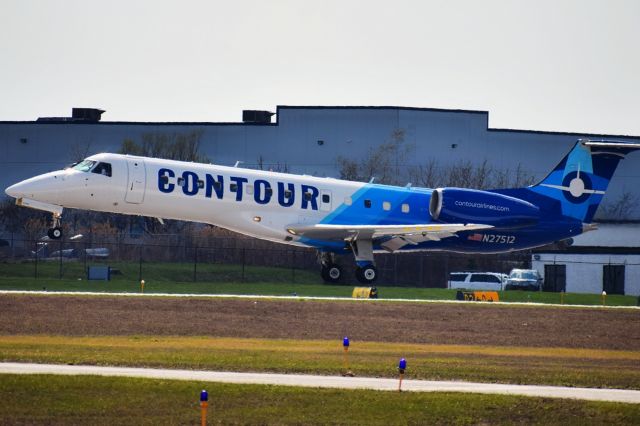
[540, 165, 604, 204]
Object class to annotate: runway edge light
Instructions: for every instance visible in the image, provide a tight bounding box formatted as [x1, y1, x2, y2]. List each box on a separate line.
[398, 358, 407, 392]
[342, 336, 354, 377]
[200, 389, 208, 426]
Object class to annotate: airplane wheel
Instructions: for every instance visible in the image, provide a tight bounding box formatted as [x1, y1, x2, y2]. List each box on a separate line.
[321, 263, 342, 283]
[356, 265, 377, 284]
[48, 227, 62, 240]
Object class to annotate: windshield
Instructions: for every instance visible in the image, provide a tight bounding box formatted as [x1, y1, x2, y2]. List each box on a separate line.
[511, 270, 538, 280]
[72, 160, 96, 172]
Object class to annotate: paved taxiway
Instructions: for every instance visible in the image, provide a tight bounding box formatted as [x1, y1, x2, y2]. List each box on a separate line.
[1, 362, 639, 404]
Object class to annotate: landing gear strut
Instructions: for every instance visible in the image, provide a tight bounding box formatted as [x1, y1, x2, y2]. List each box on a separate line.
[47, 213, 63, 240]
[319, 252, 342, 283]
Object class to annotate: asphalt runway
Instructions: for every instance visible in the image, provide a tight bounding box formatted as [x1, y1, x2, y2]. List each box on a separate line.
[1, 362, 639, 404]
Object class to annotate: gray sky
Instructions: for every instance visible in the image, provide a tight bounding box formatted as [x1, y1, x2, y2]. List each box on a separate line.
[2, 0, 639, 135]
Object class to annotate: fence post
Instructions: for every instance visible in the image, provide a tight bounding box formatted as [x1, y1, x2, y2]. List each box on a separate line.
[193, 246, 198, 282]
[394, 254, 398, 285]
[138, 245, 143, 282]
[34, 240, 38, 279]
[241, 248, 246, 282]
[59, 238, 63, 279]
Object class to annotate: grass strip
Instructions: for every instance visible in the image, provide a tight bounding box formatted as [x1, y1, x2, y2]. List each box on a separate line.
[0, 274, 638, 306]
[0, 374, 638, 425]
[1, 335, 639, 389]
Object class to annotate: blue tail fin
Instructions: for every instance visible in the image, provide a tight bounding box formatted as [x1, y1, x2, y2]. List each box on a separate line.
[530, 140, 640, 223]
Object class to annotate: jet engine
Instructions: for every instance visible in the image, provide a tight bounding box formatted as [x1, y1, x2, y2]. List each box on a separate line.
[429, 188, 540, 228]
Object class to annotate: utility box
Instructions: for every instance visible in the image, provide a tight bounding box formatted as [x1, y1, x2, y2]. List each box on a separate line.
[87, 266, 111, 281]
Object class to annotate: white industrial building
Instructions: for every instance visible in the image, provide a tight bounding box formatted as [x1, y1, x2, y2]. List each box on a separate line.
[2, 105, 640, 220]
[532, 224, 640, 296]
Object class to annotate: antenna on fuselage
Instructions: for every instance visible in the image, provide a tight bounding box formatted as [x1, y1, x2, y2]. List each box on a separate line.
[234, 161, 243, 168]
[369, 177, 375, 183]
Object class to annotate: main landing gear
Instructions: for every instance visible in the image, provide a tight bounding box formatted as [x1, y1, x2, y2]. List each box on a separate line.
[318, 238, 378, 285]
[355, 264, 377, 284]
[319, 252, 343, 283]
[47, 213, 63, 240]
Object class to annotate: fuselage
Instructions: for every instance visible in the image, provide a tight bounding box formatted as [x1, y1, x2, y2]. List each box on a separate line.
[5, 152, 582, 254]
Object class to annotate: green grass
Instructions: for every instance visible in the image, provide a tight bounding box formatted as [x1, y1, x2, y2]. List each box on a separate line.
[2, 335, 639, 389]
[0, 374, 638, 425]
[0, 260, 319, 284]
[1, 260, 638, 306]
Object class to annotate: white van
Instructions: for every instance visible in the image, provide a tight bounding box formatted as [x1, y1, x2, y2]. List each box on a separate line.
[448, 272, 506, 291]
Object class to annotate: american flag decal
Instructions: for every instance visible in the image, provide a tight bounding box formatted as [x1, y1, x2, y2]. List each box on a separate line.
[467, 233, 483, 241]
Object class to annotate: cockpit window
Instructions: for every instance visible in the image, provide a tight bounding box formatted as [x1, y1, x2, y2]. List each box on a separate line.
[72, 160, 96, 172]
[92, 162, 112, 177]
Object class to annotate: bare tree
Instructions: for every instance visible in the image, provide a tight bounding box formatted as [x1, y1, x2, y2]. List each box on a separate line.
[119, 129, 209, 162]
[596, 191, 639, 221]
[68, 140, 94, 163]
[336, 128, 413, 185]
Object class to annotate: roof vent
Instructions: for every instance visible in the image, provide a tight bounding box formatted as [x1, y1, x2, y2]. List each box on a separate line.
[72, 108, 105, 122]
[242, 110, 274, 124]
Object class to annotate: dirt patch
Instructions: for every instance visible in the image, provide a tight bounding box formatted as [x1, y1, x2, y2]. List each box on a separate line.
[0, 294, 638, 350]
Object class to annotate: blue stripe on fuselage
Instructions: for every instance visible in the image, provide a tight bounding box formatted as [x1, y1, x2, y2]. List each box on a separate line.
[320, 184, 432, 225]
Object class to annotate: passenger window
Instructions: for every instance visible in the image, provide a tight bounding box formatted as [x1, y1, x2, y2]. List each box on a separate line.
[450, 273, 466, 281]
[344, 197, 352, 206]
[197, 180, 204, 189]
[304, 192, 312, 201]
[266, 187, 273, 196]
[230, 183, 238, 192]
[246, 185, 254, 195]
[177, 177, 185, 187]
[92, 162, 112, 177]
[364, 199, 372, 208]
[284, 190, 292, 199]
[382, 201, 391, 211]
[401, 203, 410, 213]
[322, 194, 330, 203]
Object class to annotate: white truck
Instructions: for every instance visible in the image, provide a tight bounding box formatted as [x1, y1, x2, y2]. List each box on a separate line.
[448, 272, 507, 291]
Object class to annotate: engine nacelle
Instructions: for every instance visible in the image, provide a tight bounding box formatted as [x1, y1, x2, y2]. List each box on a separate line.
[429, 188, 540, 228]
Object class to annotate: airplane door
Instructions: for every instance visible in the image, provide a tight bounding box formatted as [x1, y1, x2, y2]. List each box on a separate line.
[320, 190, 332, 212]
[125, 159, 146, 204]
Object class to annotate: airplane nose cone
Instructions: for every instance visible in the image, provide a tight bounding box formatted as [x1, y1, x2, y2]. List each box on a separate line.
[5, 182, 23, 198]
[4, 171, 63, 203]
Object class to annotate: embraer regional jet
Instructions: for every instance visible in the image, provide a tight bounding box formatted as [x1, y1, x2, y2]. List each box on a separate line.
[5, 139, 640, 284]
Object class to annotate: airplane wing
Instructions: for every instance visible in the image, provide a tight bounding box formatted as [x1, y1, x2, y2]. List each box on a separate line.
[286, 223, 493, 251]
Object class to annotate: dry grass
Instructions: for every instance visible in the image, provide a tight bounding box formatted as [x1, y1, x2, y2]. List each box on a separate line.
[2, 335, 639, 389]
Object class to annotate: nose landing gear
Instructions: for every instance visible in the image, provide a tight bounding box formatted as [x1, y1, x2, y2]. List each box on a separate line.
[47, 213, 63, 240]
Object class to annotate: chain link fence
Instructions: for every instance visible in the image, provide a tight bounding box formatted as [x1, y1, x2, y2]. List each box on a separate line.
[0, 232, 534, 287]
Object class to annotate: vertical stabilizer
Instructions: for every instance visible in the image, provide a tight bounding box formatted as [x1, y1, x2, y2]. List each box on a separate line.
[531, 140, 640, 223]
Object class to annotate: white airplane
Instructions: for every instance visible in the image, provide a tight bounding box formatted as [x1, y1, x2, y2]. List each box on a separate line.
[5, 139, 640, 284]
